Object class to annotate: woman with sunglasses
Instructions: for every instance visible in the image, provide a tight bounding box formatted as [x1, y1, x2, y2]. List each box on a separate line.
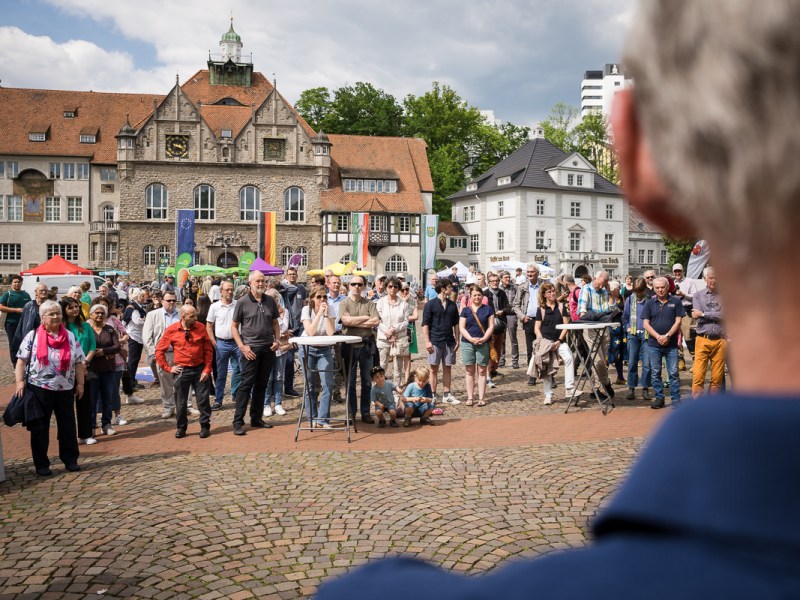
[533, 282, 574, 405]
[376, 277, 410, 383]
[87, 303, 121, 436]
[399, 283, 419, 384]
[62, 297, 97, 444]
[300, 284, 336, 427]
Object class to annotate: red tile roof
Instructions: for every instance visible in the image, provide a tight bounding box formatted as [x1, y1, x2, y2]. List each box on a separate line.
[198, 104, 253, 139]
[0, 87, 163, 164]
[321, 135, 433, 214]
[181, 69, 273, 108]
[439, 221, 467, 236]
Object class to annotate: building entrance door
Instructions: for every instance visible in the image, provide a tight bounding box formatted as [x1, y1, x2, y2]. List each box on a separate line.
[217, 252, 238, 268]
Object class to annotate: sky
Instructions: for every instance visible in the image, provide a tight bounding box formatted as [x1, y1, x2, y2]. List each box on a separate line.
[0, 0, 634, 127]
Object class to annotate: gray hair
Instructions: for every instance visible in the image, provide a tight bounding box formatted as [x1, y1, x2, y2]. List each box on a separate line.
[67, 285, 82, 295]
[623, 0, 800, 262]
[38, 300, 61, 319]
[653, 276, 670, 288]
[130, 287, 145, 302]
[89, 303, 108, 316]
[703, 266, 715, 278]
[608, 280, 621, 292]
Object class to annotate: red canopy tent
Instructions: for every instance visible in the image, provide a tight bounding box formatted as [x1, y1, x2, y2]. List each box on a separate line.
[21, 255, 93, 276]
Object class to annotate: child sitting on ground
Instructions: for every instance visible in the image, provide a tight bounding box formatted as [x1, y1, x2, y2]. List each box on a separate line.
[402, 366, 436, 427]
[370, 366, 403, 428]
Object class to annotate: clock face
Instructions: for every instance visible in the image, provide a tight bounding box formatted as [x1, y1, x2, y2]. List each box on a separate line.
[165, 135, 189, 158]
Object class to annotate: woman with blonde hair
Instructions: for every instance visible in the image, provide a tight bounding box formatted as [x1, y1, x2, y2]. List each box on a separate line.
[533, 281, 574, 405]
[300, 283, 336, 427]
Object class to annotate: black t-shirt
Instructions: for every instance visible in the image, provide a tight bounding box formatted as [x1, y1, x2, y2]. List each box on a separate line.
[535, 303, 566, 341]
[231, 293, 279, 347]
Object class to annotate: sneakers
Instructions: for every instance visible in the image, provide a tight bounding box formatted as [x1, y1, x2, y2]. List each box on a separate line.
[625, 388, 636, 400]
[125, 395, 145, 405]
[377, 418, 387, 428]
[543, 395, 553, 405]
[211, 402, 222, 411]
[263, 405, 273, 417]
[442, 392, 460, 405]
[161, 408, 174, 419]
[512, 361, 520, 369]
[319, 423, 333, 429]
[487, 379, 496, 389]
[527, 377, 537, 386]
[274, 405, 286, 416]
[101, 425, 116, 436]
[188, 407, 200, 416]
[114, 415, 128, 426]
[642, 388, 652, 401]
[85, 437, 97, 445]
[389, 420, 399, 428]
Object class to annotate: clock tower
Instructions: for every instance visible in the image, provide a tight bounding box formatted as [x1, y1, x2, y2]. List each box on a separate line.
[208, 19, 253, 87]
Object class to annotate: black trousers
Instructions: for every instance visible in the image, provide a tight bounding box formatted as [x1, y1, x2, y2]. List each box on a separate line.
[28, 386, 79, 470]
[5, 319, 19, 367]
[127, 339, 144, 385]
[75, 378, 94, 439]
[234, 346, 275, 427]
[522, 318, 537, 366]
[173, 365, 212, 431]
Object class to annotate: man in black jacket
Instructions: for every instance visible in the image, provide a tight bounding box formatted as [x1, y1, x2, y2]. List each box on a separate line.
[483, 274, 509, 380]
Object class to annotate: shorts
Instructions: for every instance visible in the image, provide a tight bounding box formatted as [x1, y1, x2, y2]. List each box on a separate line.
[404, 399, 435, 417]
[461, 341, 490, 366]
[372, 393, 397, 411]
[428, 343, 456, 367]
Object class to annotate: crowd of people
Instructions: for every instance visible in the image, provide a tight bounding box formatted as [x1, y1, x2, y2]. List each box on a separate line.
[2, 257, 725, 474]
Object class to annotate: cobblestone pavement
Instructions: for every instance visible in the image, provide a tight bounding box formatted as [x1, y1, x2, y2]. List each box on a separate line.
[0, 333, 691, 599]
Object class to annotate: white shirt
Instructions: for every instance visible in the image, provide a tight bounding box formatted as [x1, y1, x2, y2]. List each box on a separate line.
[208, 284, 221, 302]
[301, 305, 336, 336]
[206, 299, 237, 339]
[515, 274, 526, 285]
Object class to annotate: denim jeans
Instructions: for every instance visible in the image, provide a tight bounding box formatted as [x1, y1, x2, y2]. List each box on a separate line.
[300, 346, 334, 423]
[342, 341, 374, 416]
[627, 332, 652, 389]
[214, 339, 241, 404]
[266, 352, 286, 408]
[647, 344, 680, 405]
[92, 370, 116, 428]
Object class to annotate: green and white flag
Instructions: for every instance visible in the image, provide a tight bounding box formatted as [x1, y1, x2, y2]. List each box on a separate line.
[422, 214, 439, 271]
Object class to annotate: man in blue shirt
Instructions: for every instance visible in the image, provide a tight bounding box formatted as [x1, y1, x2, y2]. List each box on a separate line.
[424, 272, 439, 302]
[317, 1, 800, 598]
[641, 276, 684, 409]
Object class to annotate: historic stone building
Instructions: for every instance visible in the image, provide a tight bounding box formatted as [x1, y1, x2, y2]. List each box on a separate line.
[0, 22, 434, 281]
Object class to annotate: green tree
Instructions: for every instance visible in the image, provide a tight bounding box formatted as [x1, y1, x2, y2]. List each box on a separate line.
[295, 87, 333, 131]
[323, 82, 404, 136]
[539, 102, 579, 152]
[403, 82, 484, 149]
[662, 236, 694, 269]
[468, 121, 531, 178]
[428, 143, 469, 218]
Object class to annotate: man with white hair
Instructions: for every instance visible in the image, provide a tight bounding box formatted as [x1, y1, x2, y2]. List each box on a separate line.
[578, 270, 614, 399]
[641, 276, 684, 409]
[691, 267, 725, 396]
[10, 282, 48, 368]
[318, 1, 800, 595]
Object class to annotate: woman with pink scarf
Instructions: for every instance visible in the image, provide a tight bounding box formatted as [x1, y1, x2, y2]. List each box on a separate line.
[14, 299, 86, 476]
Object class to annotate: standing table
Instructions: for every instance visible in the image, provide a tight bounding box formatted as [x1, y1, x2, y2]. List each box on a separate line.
[290, 335, 362, 443]
[557, 322, 619, 415]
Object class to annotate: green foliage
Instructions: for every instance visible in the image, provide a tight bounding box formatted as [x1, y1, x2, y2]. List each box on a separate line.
[428, 143, 469, 219]
[662, 237, 694, 268]
[403, 82, 484, 150]
[295, 87, 332, 131]
[325, 82, 404, 136]
[540, 102, 579, 152]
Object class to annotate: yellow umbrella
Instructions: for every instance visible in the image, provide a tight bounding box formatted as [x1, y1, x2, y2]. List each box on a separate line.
[353, 269, 373, 276]
[307, 262, 357, 277]
[306, 269, 325, 276]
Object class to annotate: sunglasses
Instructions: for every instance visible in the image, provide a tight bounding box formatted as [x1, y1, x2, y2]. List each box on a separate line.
[184, 329, 191, 341]
[350, 282, 363, 287]
[315, 295, 326, 299]
[163, 298, 176, 303]
[387, 284, 398, 289]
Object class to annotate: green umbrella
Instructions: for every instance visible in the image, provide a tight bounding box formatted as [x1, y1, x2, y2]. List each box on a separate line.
[187, 264, 225, 276]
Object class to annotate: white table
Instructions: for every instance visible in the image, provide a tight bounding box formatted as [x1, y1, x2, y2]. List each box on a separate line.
[290, 335, 363, 443]
[557, 322, 620, 415]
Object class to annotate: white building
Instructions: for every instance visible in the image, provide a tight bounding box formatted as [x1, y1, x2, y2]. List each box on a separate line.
[448, 127, 627, 279]
[580, 63, 631, 119]
[628, 207, 670, 276]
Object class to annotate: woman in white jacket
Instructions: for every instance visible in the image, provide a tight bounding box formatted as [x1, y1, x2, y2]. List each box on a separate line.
[376, 277, 409, 383]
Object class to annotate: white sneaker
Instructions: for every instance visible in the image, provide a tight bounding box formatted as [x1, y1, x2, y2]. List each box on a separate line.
[487, 379, 496, 389]
[85, 437, 98, 445]
[274, 405, 286, 416]
[442, 393, 461, 405]
[102, 426, 116, 436]
[188, 407, 200, 416]
[114, 416, 128, 426]
[161, 408, 174, 419]
[543, 396, 553, 405]
[126, 395, 145, 405]
[263, 404, 273, 417]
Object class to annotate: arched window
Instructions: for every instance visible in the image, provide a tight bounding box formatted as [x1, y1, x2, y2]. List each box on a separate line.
[143, 245, 156, 266]
[146, 183, 167, 219]
[158, 245, 170, 263]
[284, 187, 305, 222]
[239, 186, 260, 221]
[385, 254, 408, 273]
[295, 246, 308, 267]
[194, 184, 215, 220]
[101, 204, 115, 222]
[280, 246, 293, 266]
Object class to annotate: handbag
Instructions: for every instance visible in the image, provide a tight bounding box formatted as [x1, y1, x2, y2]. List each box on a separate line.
[469, 306, 499, 363]
[3, 335, 37, 427]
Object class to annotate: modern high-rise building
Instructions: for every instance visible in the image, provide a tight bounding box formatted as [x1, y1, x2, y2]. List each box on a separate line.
[580, 64, 630, 119]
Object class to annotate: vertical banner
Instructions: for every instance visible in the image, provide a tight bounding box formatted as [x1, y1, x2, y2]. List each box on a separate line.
[351, 212, 369, 269]
[176, 209, 195, 267]
[421, 213, 439, 272]
[258, 211, 277, 266]
[686, 239, 710, 279]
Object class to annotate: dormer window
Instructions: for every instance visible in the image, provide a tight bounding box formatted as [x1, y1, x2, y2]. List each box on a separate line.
[567, 174, 575, 186]
[497, 176, 511, 186]
[466, 183, 477, 192]
[221, 129, 232, 139]
[343, 178, 397, 193]
[29, 133, 46, 142]
[63, 111, 76, 118]
[80, 134, 97, 144]
[315, 145, 329, 155]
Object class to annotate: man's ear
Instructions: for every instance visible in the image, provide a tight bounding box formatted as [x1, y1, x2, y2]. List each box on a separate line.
[612, 90, 696, 239]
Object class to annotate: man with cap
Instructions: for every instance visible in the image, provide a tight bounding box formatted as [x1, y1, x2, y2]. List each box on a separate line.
[672, 263, 700, 371]
[369, 274, 387, 302]
[446, 266, 459, 288]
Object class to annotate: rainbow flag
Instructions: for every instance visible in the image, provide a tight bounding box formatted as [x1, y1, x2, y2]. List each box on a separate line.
[351, 212, 369, 269]
[258, 211, 277, 266]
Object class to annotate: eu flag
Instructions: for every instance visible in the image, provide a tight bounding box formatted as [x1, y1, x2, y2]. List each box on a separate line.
[176, 209, 195, 266]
